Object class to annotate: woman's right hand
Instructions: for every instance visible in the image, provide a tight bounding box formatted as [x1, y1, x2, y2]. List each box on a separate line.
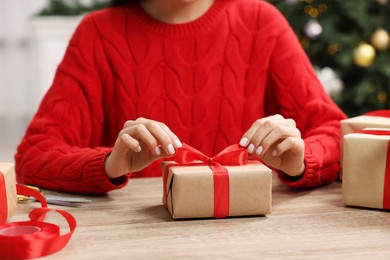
[104, 118, 182, 179]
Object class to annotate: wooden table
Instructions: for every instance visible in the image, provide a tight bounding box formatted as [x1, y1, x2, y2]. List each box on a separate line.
[9, 175, 390, 259]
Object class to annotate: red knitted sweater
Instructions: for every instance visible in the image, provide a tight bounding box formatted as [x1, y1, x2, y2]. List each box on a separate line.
[15, 0, 347, 193]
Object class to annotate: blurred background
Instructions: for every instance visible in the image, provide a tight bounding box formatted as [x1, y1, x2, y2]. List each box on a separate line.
[0, 0, 389, 162]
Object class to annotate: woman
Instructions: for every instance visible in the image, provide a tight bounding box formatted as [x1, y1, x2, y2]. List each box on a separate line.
[15, 0, 347, 193]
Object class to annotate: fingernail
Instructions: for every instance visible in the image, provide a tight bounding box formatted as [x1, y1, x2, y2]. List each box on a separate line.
[272, 150, 277, 156]
[247, 143, 255, 153]
[155, 147, 161, 155]
[136, 146, 141, 152]
[255, 146, 263, 155]
[174, 139, 182, 148]
[167, 144, 175, 155]
[239, 137, 248, 147]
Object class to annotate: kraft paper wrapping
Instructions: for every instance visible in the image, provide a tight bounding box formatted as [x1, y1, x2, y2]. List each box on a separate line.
[0, 162, 17, 223]
[342, 132, 390, 209]
[162, 162, 272, 219]
[340, 115, 390, 180]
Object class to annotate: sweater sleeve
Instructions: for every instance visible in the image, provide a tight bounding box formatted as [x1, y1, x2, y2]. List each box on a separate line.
[263, 4, 347, 189]
[14, 13, 128, 194]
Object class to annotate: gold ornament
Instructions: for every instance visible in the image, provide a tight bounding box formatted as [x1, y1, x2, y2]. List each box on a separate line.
[353, 43, 376, 68]
[377, 0, 389, 5]
[377, 91, 388, 103]
[327, 43, 342, 56]
[371, 28, 390, 51]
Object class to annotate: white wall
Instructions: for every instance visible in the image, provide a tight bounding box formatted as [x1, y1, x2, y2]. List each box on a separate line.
[0, 0, 108, 162]
[30, 15, 83, 100]
[0, 0, 79, 161]
[0, 0, 49, 117]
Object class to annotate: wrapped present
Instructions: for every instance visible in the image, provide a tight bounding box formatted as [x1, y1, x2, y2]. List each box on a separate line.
[342, 129, 390, 210]
[0, 162, 17, 224]
[162, 144, 272, 219]
[341, 110, 390, 136]
[340, 110, 390, 179]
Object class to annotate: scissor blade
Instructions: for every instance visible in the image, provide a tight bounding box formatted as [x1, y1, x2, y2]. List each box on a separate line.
[45, 195, 92, 203]
[45, 199, 81, 207]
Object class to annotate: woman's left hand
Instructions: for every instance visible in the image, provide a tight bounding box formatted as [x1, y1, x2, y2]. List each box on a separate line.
[239, 114, 305, 177]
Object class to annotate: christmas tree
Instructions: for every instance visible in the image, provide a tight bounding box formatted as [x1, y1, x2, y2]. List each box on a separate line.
[269, 0, 390, 117]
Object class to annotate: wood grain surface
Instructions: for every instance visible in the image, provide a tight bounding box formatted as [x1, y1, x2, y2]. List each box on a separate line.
[9, 175, 390, 259]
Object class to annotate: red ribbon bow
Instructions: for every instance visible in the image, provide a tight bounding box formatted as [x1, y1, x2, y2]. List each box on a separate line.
[355, 129, 390, 209]
[163, 143, 248, 218]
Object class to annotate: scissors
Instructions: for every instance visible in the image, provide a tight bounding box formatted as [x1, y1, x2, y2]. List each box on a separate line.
[17, 185, 92, 207]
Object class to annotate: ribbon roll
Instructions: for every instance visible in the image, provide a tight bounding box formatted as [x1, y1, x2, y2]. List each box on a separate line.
[0, 185, 77, 259]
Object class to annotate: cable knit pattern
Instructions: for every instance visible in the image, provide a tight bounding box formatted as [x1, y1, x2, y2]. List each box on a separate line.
[15, 0, 346, 194]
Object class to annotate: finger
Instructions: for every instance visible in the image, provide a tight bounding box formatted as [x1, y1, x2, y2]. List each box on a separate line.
[124, 117, 182, 155]
[257, 126, 301, 155]
[242, 118, 296, 154]
[123, 119, 136, 129]
[112, 132, 141, 155]
[124, 118, 179, 156]
[158, 122, 182, 148]
[249, 120, 288, 152]
[120, 133, 142, 153]
[138, 118, 182, 153]
[272, 136, 304, 157]
[239, 114, 285, 147]
[142, 120, 178, 155]
[115, 124, 161, 155]
[125, 124, 162, 155]
[123, 117, 150, 129]
[257, 117, 296, 139]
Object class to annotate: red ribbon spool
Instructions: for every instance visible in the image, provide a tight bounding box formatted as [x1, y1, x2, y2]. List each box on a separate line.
[0, 185, 76, 259]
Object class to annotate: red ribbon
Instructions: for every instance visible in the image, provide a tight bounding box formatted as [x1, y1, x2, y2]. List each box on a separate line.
[163, 143, 248, 218]
[355, 129, 390, 209]
[1, 182, 48, 225]
[0, 172, 7, 224]
[0, 185, 76, 259]
[17, 184, 48, 207]
[364, 110, 390, 118]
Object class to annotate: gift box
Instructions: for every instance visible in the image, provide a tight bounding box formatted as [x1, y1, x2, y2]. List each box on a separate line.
[0, 162, 17, 224]
[340, 110, 390, 179]
[342, 129, 390, 210]
[162, 144, 272, 219]
[341, 110, 390, 136]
